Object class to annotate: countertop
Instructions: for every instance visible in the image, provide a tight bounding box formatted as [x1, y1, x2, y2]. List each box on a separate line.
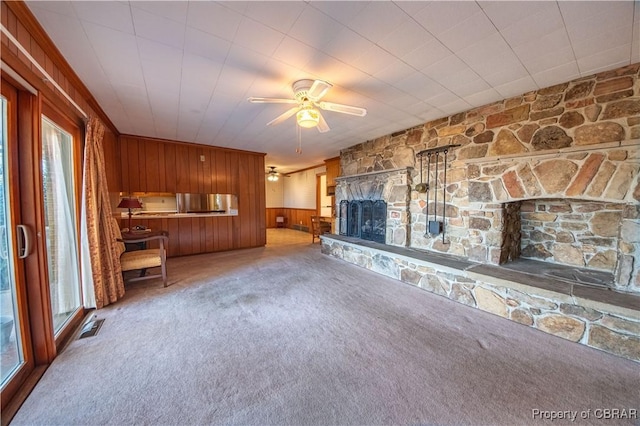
[123, 211, 238, 219]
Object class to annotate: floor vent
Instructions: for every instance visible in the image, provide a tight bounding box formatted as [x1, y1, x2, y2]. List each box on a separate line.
[78, 319, 104, 339]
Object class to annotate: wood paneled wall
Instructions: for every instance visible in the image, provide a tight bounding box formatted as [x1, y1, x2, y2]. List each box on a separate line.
[120, 135, 267, 254]
[266, 207, 316, 231]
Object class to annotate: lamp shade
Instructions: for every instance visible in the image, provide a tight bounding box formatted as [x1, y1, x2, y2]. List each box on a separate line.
[118, 197, 143, 209]
[296, 108, 319, 128]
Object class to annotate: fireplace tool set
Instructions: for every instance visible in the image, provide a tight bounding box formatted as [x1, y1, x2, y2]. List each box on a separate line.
[416, 144, 460, 242]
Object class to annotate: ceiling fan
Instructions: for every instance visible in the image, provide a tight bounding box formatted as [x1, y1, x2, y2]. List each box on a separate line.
[248, 79, 367, 133]
[266, 166, 279, 182]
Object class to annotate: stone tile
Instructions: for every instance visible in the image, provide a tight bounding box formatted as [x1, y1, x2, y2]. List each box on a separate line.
[538, 314, 585, 342]
[531, 126, 572, 150]
[565, 153, 604, 197]
[533, 160, 578, 194]
[588, 324, 640, 361]
[574, 122, 625, 146]
[474, 287, 508, 317]
[486, 104, 530, 129]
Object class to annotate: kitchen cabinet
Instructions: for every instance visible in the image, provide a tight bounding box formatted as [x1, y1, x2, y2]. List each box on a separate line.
[325, 156, 340, 196]
[119, 135, 267, 253]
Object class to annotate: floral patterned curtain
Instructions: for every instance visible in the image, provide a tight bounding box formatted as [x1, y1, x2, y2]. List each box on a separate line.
[81, 117, 124, 308]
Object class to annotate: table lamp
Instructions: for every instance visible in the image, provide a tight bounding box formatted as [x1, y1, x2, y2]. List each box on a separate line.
[118, 197, 143, 231]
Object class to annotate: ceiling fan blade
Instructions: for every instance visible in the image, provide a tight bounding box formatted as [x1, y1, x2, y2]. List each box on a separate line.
[266, 106, 299, 126]
[317, 101, 367, 117]
[307, 80, 332, 101]
[316, 111, 330, 133]
[248, 97, 298, 104]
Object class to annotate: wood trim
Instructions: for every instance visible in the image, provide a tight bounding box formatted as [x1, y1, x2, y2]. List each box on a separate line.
[4, 1, 118, 135]
[41, 100, 86, 348]
[2, 49, 81, 126]
[119, 134, 267, 157]
[0, 365, 47, 426]
[285, 163, 325, 175]
[0, 77, 36, 416]
[20, 91, 56, 364]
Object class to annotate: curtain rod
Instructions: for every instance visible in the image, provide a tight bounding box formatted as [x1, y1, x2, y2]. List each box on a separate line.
[0, 24, 88, 119]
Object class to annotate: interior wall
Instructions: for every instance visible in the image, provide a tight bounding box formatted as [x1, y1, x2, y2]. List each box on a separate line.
[284, 166, 325, 209]
[265, 178, 284, 208]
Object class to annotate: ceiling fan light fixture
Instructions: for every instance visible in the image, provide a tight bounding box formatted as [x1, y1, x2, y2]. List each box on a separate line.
[267, 166, 279, 182]
[296, 108, 319, 128]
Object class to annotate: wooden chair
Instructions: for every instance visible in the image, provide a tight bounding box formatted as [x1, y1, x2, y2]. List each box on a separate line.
[311, 216, 331, 243]
[111, 218, 169, 286]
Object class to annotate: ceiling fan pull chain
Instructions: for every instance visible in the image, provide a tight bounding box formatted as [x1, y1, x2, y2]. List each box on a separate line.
[296, 124, 302, 154]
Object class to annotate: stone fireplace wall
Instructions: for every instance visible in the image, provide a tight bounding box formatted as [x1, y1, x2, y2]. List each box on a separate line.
[339, 63, 640, 293]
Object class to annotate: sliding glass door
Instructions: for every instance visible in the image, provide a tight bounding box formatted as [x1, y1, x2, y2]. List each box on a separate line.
[0, 89, 23, 386]
[41, 117, 81, 334]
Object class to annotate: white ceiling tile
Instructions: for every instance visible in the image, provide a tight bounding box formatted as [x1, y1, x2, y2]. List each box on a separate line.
[500, 7, 564, 49]
[493, 75, 538, 99]
[26, 1, 76, 17]
[374, 61, 417, 86]
[223, 44, 270, 77]
[559, 1, 626, 27]
[572, 25, 632, 59]
[480, 1, 556, 30]
[272, 37, 318, 70]
[393, 1, 432, 17]
[242, 2, 306, 33]
[233, 17, 284, 56]
[463, 87, 503, 108]
[183, 27, 231, 62]
[564, 5, 632, 42]
[401, 37, 449, 71]
[447, 77, 490, 99]
[72, 1, 134, 34]
[346, 2, 408, 43]
[412, 1, 481, 35]
[186, 2, 242, 42]
[393, 73, 443, 100]
[519, 46, 575, 75]
[438, 98, 472, 116]
[481, 61, 529, 87]
[532, 62, 580, 88]
[82, 22, 144, 86]
[513, 28, 572, 62]
[377, 18, 431, 58]
[287, 6, 344, 50]
[132, 7, 185, 49]
[577, 44, 633, 76]
[436, 10, 497, 52]
[308, 1, 369, 27]
[352, 44, 397, 76]
[322, 28, 372, 65]
[130, 1, 188, 24]
[423, 55, 469, 81]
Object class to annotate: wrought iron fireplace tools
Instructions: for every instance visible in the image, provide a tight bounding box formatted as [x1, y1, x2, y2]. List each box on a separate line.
[416, 144, 460, 243]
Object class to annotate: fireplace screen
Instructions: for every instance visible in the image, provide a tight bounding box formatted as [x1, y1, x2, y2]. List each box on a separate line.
[340, 200, 386, 243]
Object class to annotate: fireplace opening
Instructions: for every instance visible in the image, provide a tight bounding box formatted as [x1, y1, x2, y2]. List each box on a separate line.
[339, 200, 387, 243]
[497, 199, 623, 288]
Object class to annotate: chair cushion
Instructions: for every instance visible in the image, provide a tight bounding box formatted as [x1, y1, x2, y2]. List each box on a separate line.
[120, 249, 162, 271]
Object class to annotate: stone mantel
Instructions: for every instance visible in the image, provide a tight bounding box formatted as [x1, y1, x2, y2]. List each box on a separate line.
[455, 139, 639, 166]
[335, 167, 411, 182]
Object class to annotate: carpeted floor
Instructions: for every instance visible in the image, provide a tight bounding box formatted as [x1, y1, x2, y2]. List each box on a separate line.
[11, 229, 639, 425]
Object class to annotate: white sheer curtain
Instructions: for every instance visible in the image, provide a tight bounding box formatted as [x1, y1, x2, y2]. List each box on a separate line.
[42, 118, 80, 320]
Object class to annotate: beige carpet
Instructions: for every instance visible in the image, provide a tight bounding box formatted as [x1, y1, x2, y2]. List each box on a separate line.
[11, 229, 639, 425]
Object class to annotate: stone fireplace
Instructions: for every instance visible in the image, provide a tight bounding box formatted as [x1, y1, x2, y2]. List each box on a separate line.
[335, 168, 411, 247]
[322, 63, 640, 362]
